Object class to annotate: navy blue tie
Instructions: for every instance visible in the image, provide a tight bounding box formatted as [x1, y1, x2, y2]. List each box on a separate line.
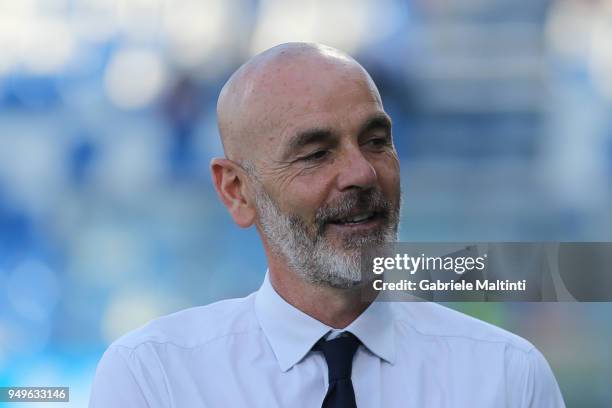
[314, 332, 360, 408]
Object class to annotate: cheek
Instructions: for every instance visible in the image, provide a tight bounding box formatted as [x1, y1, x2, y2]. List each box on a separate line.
[283, 177, 332, 218]
[375, 154, 401, 198]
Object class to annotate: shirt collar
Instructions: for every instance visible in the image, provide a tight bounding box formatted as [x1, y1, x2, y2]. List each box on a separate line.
[343, 297, 396, 365]
[254, 271, 396, 372]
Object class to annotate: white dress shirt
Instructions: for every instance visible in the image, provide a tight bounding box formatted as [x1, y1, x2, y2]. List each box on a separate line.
[89, 273, 566, 407]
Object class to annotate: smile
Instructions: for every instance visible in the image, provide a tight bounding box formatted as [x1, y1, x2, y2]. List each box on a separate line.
[329, 211, 377, 225]
[326, 212, 385, 234]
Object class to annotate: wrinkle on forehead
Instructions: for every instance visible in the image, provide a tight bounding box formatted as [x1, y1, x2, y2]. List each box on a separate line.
[216, 42, 381, 166]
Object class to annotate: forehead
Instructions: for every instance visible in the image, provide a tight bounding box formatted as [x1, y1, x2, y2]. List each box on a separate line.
[271, 60, 379, 106]
[259, 64, 384, 139]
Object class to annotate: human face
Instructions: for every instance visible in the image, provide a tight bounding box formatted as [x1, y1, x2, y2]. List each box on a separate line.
[252, 65, 401, 287]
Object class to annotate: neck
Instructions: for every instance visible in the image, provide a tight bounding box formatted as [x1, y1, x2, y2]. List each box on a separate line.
[267, 257, 376, 329]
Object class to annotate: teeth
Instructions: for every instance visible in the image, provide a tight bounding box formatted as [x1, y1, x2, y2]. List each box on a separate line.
[340, 212, 373, 223]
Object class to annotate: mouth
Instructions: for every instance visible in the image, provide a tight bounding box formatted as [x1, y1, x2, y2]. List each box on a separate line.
[326, 211, 383, 231]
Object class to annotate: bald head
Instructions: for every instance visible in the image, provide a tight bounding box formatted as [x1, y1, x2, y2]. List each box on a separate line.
[216, 42, 382, 165]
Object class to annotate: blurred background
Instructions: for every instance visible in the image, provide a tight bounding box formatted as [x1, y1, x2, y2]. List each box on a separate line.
[0, 0, 611, 406]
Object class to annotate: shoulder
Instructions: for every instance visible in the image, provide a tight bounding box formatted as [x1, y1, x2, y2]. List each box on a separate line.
[90, 294, 260, 407]
[390, 302, 565, 404]
[110, 292, 260, 351]
[391, 301, 534, 353]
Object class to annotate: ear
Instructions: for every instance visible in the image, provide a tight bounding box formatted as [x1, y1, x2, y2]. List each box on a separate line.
[210, 158, 257, 228]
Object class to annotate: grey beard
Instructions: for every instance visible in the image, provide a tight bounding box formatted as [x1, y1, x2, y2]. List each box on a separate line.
[251, 178, 400, 289]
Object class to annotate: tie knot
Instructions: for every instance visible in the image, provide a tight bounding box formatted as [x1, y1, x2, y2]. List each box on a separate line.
[314, 332, 361, 382]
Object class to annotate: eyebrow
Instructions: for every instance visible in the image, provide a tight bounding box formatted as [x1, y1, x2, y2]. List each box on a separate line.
[357, 113, 392, 139]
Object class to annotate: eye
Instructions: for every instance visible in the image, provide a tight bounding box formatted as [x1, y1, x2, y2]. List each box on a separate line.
[365, 137, 390, 149]
[301, 150, 329, 161]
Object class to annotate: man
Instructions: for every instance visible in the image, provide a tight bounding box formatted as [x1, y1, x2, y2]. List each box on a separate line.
[89, 43, 566, 407]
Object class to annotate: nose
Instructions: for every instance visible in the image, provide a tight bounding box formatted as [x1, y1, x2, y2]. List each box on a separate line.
[335, 146, 378, 191]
